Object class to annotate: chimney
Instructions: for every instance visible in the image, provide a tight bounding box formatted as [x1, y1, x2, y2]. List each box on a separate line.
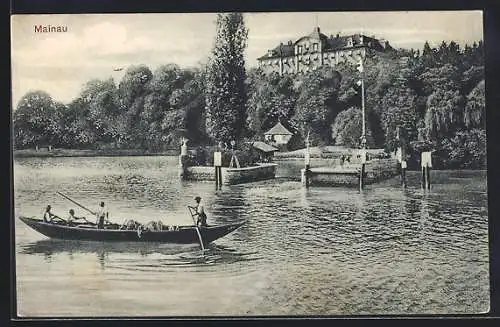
[288, 40, 293, 46]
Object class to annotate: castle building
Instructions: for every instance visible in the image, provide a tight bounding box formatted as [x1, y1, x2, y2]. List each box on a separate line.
[257, 27, 393, 75]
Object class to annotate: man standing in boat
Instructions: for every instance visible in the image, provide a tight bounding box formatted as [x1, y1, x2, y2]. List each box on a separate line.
[95, 202, 109, 229]
[194, 196, 207, 227]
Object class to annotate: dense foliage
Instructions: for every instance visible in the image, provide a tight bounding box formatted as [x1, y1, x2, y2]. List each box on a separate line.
[13, 28, 485, 169]
[14, 65, 207, 151]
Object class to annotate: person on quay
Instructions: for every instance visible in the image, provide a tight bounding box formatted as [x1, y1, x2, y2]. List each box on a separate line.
[194, 196, 208, 227]
[95, 201, 109, 229]
[43, 205, 59, 223]
[67, 209, 86, 225]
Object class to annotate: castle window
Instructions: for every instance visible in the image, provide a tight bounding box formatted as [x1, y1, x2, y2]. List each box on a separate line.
[313, 43, 318, 51]
[298, 45, 303, 54]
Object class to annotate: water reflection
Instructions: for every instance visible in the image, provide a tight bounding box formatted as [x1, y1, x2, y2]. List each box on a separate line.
[19, 239, 261, 268]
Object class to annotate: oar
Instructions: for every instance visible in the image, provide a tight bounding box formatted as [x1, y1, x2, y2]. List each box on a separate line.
[188, 206, 205, 252]
[56, 191, 96, 216]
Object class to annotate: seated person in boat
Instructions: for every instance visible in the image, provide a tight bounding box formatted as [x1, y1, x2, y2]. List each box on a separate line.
[95, 202, 109, 229]
[193, 196, 208, 227]
[67, 209, 87, 225]
[43, 205, 60, 223]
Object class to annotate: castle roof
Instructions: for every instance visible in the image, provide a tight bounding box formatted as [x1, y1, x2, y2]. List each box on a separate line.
[264, 122, 293, 136]
[258, 27, 391, 61]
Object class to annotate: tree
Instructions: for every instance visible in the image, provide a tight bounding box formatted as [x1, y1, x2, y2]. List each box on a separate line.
[118, 65, 153, 109]
[81, 78, 120, 145]
[118, 65, 153, 148]
[378, 84, 419, 152]
[424, 89, 465, 140]
[246, 70, 297, 136]
[292, 68, 342, 144]
[461, 65, 484, 96]
[439, 129, 486, 169]
[205, 12, 248, 143]
[419, 64, 461, 96]
[13, 91, 60, 148]
[464, 80, 485, 129]
[331, 106, 374, 148]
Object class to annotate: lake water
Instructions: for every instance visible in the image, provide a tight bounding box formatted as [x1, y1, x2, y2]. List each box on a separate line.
[13, 156, 490, 317]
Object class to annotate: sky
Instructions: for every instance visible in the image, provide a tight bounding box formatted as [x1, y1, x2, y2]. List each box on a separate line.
[11, 11, 484, 106]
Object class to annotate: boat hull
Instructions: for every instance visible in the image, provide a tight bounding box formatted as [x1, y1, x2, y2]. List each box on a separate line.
[18, 216, 244, 244]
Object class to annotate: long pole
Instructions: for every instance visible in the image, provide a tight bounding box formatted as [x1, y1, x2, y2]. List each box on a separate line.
[188, 206, 206, 251]
[361, 78, 366, 141]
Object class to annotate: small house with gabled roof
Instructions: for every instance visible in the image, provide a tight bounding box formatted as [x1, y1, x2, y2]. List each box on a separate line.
[264, 122, 293, 146]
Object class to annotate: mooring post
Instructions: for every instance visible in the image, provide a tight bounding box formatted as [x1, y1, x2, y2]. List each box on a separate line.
[426, 151, 432, 190]
[359, 147, 366, 191]
[401, 159, 407, 188]
[214, 142, 223, 190]
[420, 150, 432, 190]
[304, 132, 311, 187]
[397, 145, 407, 188]
[179, 138, 188, 179]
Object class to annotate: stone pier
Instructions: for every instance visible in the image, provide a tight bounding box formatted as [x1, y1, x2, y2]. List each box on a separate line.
[301, 158, 399, 187]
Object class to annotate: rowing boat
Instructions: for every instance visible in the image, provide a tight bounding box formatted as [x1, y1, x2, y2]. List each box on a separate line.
[18, 216, 245, 244]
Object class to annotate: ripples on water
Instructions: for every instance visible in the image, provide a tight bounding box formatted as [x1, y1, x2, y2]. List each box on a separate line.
[13, 156, 490, 316]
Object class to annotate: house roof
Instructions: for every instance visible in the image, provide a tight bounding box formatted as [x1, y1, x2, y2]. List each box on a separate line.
[257, 43, 295, 60]
[250, 141, 279, 153]
[264, 122, 293, 136]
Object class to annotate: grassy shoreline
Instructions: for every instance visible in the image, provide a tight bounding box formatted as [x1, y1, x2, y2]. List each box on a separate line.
[13, 148, 179, 158]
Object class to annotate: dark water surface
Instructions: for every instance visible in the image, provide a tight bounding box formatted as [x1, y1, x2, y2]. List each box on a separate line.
[13, 156, 489, 316]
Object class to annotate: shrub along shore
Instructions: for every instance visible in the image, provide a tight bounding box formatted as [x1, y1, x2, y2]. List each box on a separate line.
[13, 148, 179, 158]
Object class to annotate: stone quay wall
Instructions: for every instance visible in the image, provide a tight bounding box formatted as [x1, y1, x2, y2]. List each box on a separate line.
[302, 158, 399, 187]
[184, 163, 277, 185]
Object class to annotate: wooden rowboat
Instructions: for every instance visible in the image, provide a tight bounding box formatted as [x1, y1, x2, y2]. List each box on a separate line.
[18, 216, 245, 245]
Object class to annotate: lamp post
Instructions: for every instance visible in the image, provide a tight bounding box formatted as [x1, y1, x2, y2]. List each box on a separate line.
[357, 57, 367, 190]
[357, 57, 366, 149]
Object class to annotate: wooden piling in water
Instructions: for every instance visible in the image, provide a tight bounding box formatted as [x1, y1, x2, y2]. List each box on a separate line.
[359, 163, 365, 191]
[179, 138, 189, 179]
[401, 160, 407, 188]
[421, 151, 432, 190]
[358, 148, 367, 191]
[214, 149, 222, 190]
